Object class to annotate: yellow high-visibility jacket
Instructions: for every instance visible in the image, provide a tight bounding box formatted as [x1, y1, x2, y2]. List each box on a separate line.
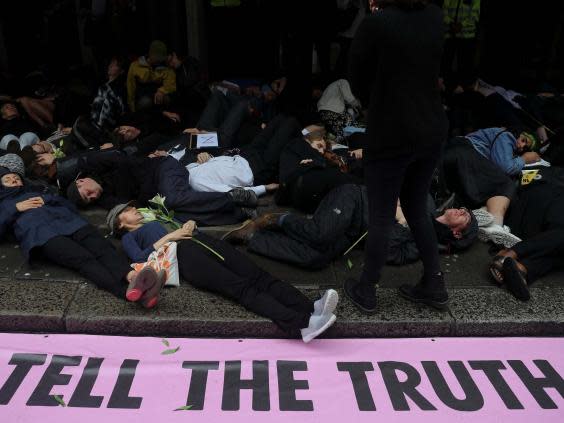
[443, 0, 480, 39]
[126, 57, 176, 112]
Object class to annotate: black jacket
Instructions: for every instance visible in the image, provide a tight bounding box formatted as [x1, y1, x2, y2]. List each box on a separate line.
[349, 4, 448, 159]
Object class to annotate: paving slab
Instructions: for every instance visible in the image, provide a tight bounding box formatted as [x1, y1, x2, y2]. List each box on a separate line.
[65, 283, 322, 338]
[0, 243, 25, 279]
[0, 280, 80, 332]
[449, 286, 564, 336]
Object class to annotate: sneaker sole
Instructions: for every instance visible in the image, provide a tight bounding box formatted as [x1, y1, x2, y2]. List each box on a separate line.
[302, 314, 336, 343]
[398, 289, 450, 311]
[478, 228, 522, 248]
[126, 268, 158, 302]
[320, 290, 339, 316]
[141, 270, 167, 309]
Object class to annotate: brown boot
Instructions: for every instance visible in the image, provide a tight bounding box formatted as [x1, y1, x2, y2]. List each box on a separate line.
[221, 220, 258, 244]
[254, 213, 285, 230]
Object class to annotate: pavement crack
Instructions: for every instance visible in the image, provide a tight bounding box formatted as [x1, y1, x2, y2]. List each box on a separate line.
[61, 283, 82, 333]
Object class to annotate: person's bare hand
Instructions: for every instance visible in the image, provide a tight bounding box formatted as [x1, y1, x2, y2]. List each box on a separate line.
[16, 197, 44, 212]
[167, 226, 193, 241]
[148, 150, 168, 158]
[197, 152, 212, 164]
[154, 91, 165, 105]
[349, 149, 363, 160]
[182, 220, 196, 235]
[183, 128, 204, 134]
[163, 111, 181, 123]
[100, 143, 114, 150]
[522, 152, 541, 164]
[35, 153, 55, 166]
[300, 159, 313, 165]
[265, 183, 279, 192]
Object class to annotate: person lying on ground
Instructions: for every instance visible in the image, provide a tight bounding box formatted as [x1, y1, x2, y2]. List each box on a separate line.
[485, 171, 564, 302]
[222, 184, 478, 270]
[466, 127, 540, 177]
[155, 115, 300, 196]
[441, 129, 538, 247]
[60, 150, 257, 226]
[277, 125, 363, 212]
[107, 203, 338, 343]
[0, 167, 165, 307]
[0, 100, 42, 152]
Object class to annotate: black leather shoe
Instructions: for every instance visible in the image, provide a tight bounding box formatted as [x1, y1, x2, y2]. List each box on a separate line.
[344, 278, 377, 314]
[502, 257, 530, 301]
[398, 282, 449, 310]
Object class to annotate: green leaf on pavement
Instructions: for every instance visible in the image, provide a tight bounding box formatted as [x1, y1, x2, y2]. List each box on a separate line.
[162, 339, 170, 347]
[174, 405, 193, 411]
[347, 259, 354, 270]
[53, 395, 66, 407]
[162, 346, 181, 355]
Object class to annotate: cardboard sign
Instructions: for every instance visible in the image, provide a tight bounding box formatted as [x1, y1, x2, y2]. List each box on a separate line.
[1, 334, 563, 422]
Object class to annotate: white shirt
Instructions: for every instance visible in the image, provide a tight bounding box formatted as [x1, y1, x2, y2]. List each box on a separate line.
[186, 155, 266, 196]
[317, 79, 361, 114]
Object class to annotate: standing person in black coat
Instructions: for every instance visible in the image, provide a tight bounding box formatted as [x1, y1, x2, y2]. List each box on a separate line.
[346, 0, 450, 313]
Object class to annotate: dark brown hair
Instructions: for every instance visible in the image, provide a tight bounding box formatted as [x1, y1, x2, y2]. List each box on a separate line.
[378, 0, 429, 9]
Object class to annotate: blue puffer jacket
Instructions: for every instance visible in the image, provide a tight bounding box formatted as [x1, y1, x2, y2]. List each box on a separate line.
[0, 185, 88, 259]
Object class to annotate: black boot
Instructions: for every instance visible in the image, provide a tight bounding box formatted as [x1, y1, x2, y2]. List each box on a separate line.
[344, 278, 377, 314]
[399, 272, 449, 310]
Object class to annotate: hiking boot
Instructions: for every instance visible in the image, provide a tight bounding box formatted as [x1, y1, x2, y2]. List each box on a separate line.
[126, 267, 159, 302]
[502, 257, 530, 301]
[313, 289, 339, 316]
[472, 208, 495, 228]
[141, 269, 167, 309]
[344, 278, 377, 314]
[229, 188, 258, 207]
[301, 313, 336, 343]
[478, 224, 522, 248]
[254, 213, 285, 230]
[399, 273, 449, 310]
[221, 219, 257, 244]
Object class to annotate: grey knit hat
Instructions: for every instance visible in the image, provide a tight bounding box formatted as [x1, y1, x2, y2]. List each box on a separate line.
[0, 154, 25, 177]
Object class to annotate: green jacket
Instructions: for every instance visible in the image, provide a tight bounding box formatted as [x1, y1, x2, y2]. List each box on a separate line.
[443, 0, 480, 39]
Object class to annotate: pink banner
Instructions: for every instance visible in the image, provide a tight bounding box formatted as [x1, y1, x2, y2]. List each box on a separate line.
[0, 334, 563, 422]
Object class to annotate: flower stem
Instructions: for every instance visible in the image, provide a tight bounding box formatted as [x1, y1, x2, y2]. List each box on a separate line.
[343, 231, 368, 257]
[190, 238, 225, 261]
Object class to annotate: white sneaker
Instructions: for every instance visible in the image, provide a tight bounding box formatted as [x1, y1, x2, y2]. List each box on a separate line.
[472, 208, 495, 228]
[313, 289, 339, 316]
[301, 313, 336, 343]
[478, 224, 522, 248]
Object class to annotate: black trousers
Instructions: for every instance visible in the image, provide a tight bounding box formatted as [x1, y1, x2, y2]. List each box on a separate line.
[291, 168, 360, 213]
[442, 137, 516, 208]
[40, 225, 131, 298]
[176, 233, 313, 333]
[248, 184, 366, 269]
[513, 229, 564, 283]
[442, 37, 477, 88]
[196, 90, 250, 148]
[361, 147, 442, 291]
[241, 115, 300, 184]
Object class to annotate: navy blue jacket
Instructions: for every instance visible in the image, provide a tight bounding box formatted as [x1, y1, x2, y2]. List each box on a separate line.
[0, 187, 88, 259]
